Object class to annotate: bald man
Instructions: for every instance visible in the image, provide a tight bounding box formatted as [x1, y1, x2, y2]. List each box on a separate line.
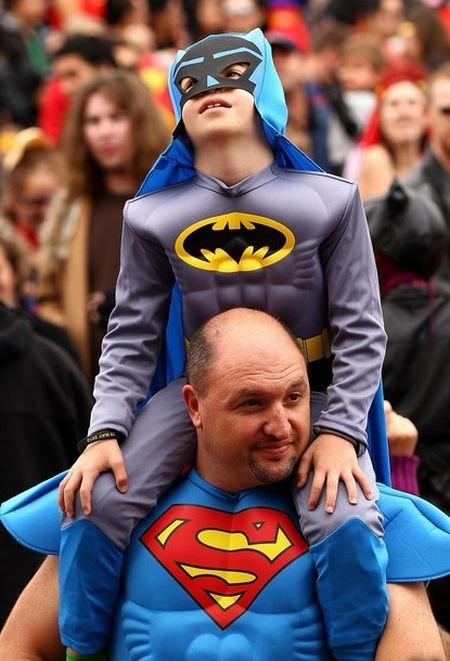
[1, 309, 449, 660]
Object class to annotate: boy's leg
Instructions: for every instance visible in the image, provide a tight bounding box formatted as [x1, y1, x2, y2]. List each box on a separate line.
[59, 377, 195, 655]
[294, 392, 389, 660]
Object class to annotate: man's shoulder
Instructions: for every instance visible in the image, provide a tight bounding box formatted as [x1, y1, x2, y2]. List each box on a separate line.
[406, 150, 448, 190]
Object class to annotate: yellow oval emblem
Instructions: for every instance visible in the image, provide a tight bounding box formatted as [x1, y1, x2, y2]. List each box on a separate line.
[174, 212, 295, 272]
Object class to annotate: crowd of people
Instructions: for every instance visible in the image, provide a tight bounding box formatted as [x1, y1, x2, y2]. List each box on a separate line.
[1, 0, 450, 656]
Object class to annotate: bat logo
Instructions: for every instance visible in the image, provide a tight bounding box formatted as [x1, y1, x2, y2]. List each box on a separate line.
[140, 504, 308, 628]
[174, 212, 295, 272]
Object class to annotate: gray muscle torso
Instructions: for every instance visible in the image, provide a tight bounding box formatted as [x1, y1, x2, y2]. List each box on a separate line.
[91, 164, 385, 447]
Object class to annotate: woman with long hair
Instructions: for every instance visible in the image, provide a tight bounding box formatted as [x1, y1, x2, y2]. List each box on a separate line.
[347, 66, 429, 200]
[38, 70, 170, 381]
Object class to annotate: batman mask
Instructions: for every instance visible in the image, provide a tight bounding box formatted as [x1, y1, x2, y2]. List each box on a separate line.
[172, 35, 263, 109]
[168, 29, 288, 136]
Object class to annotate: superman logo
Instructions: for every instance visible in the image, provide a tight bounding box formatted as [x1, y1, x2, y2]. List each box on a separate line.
[140, 504, 308, 628]
[174, 212, 295, 272]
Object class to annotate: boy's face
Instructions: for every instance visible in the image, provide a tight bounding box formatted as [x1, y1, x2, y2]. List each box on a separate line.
[169, 30, 290, 148]
[338, 56, 379, 92]
[172, 35, 263, 146]
[181, 63, 258, 147]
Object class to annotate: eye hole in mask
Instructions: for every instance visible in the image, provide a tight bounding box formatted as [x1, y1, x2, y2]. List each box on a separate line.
[172, 35, 263, 110]
[179, 62, 250, 94]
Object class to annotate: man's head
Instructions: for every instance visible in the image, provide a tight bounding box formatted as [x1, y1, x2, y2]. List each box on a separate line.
[183, 308, 310, 492]
[266, 29, 305, 93]
[52, 34, 117, 98]
[426, 63, 450, 169]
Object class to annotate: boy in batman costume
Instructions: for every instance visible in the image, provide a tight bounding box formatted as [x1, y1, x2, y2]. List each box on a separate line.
[57, 30, 390, 658]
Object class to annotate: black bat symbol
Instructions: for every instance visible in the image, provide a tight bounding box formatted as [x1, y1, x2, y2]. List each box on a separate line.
[183, 223, 287, 263]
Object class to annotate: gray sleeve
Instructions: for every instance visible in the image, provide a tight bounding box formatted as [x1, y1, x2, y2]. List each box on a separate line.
[88, 202, 175, 436]
[315, 183, 386, 449]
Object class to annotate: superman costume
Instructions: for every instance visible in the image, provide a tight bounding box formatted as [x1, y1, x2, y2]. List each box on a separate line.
[2, 469, 450, 659]
[54, 29, 390, 655]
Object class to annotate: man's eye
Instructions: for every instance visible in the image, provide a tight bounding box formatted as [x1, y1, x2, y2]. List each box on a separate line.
[240, 399, 260, 408]
[286, 392, 302, 404]
[180, 76, 197, 92]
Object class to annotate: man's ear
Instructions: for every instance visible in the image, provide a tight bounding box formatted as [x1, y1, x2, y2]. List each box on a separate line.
[182, 384, 202, 428]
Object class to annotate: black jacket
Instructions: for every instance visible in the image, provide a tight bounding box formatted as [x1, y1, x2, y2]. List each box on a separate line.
[0, 304, 93, 625]
[382, 282, 450, 513]
[407, 150, 450, 281]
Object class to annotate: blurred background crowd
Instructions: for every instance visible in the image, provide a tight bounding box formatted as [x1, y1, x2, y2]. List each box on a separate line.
[0, 0, 450, 647]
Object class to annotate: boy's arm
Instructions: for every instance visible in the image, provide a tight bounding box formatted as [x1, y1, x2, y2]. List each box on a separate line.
[59, 205, 175, 516]
[297, 184, 386, 509]
[0, 556, 64, 661]
[316, 182, 386, 450]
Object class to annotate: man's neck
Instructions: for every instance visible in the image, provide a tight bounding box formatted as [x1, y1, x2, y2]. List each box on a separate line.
[193, 136, 274, 186]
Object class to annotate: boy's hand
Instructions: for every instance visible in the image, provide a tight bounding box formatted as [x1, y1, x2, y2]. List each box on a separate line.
[58, 440, 128, 518]
[296, 433, 372, 513]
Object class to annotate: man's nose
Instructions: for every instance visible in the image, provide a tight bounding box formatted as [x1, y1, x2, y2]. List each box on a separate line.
[263, 406, 291, 440]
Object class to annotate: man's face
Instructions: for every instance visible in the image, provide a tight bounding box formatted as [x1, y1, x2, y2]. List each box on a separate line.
[82, 93, 135, 171]
[184, 331, 310, 492]
[53, 55, 98, 97]
[428, 77, 450, 164]
[271, 46, 304, 93]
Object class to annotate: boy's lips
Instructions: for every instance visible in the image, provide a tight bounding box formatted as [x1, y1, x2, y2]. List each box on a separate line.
[199, 97, 232, 114]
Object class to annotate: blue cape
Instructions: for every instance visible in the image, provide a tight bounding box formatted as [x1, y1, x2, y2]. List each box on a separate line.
[1, 471, 449, 582]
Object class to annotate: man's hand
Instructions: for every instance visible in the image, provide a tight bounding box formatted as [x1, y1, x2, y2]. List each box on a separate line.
[296, 433, 372, 513]
[384, 400, 418, 456]
[58, 440, 128, 518]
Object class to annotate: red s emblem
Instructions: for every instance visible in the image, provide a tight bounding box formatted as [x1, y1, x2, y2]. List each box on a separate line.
[140, 505, 308, 628]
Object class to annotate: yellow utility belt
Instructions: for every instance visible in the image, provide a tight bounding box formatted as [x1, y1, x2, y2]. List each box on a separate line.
[185, 327, 331, 364]
[296, 328, 331, 363]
